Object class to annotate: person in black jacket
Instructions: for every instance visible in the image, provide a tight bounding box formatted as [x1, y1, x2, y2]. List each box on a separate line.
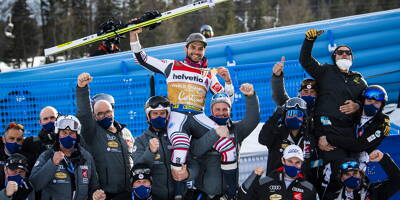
[242, 145, 318, 200]
[0, 123, 25, 165]
[324, 150, 400, 200]
[299, 28, 368, 196]
[258, 97, 318, 182]
[21, 106, 59, 169]
[0, 153, 33, 199]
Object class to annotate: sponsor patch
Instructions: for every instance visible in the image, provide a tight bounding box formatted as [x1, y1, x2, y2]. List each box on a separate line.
[212, 83, 223, 92]
[107, 141, 119, 148]
[367, 134, 376, 142]
[293, 192, 303, 200]
[269, 185, 281, 191]
[320, 116, 332, 126]
[81, 168, 88, 178]
[292, 187, 304, 193]
[155, 153, 161, 160]
[375, 130, 381, 138]
[269, 194, 282, 200]
[55, 172, 68, 179]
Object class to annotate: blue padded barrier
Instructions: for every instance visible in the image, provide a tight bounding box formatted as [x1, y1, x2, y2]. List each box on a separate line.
[0, 75, 151, 137]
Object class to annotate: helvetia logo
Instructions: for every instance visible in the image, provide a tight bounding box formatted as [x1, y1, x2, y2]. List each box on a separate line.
[173, 74, 203, 83]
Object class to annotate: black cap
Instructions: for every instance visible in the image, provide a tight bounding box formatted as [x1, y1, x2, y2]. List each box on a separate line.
[186, 33, 207, 47]
[6, 153, 29, 172]
[131, 164, 152, 184]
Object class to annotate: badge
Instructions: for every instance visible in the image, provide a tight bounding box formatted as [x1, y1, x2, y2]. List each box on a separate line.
[55, 172, 67, 179]
[107, 141, 119, 148]
[155, 153, 161, 160]
[375, 130, 381, 138]
[81, 168, 88, 178]
[269, 194, 282, 200]
[212, 83, 223, 92]
[367, 135, 376, 142]
[320, 116, 332, 126]
[293, 192, 303, 200]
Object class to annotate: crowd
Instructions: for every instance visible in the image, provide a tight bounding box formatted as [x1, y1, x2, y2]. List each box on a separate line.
[0, 27, 399, 200]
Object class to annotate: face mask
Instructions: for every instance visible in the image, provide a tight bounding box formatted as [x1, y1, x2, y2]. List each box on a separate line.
[336, 59, 352, 71]
[97, 117, 113, 129]
[284, 164, 301, 178]
[301, 95, 316, 108]
[59, 136, 77, 149]
[285, 117, 303, 130]
[150, 116, 167, 130]
[7, 174, 23, 186]
[363, 103, 379, 117]
[132, 185, 152, 199]
[5, 142, 22, 154]
[209, 116, 229, 125]
[343, 176, 361, 189]
[42, 121, 55, 132]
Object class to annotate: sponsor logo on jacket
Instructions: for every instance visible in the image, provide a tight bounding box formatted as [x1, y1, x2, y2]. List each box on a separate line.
[173, 74, 203, 83]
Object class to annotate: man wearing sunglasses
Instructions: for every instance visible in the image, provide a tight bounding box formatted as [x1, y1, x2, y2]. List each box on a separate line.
[1, 123, 25, 164]
[259, 97, 318, 182]
[30, 115, 99, 199]
[325, 150, 400, 200]
[129, 28, 236, 194]
[188, 83, 259, 200]
[299, 28, 368, 194]
[242, 145, 318, 200]
[76, 72, 133, 198]
[22, 106, 59, 169]
[0, 153, 33, 199]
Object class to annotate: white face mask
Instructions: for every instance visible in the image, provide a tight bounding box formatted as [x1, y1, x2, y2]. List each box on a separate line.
[336, 59, 352, 71]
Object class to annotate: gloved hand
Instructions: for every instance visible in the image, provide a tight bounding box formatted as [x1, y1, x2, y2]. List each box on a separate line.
[305, 29, 324, 41]
[142, 10, 162, 30]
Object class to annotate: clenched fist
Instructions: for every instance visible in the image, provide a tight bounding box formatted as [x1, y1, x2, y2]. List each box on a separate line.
[369, 150, 384, 162]
[149, 138, 160, 153]
[272, 56, 285, 76]
[239, 83, 255, 96]
[6, 181, 18, 197]
[217, 67, 232, 84]
[77, 72, 93, 88]
[305, 29, 324, 41]
[53, 151, 65, 165]
[92, 189, 106, 200]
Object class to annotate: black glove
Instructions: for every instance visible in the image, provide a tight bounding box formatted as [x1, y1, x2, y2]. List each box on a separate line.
[305, 29, 324, 41]
[142, 10, 162, 30]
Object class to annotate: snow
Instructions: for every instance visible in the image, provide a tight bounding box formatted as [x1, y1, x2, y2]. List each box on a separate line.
[240, 123, 268, 153]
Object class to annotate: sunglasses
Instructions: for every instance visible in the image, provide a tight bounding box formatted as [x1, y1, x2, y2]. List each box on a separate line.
[286, 98, 307, 110]
[340, 161, 359, 171]
[364, 88, 386, 101]
[336, 50, 352, 56]
[6, 122, 24, 131]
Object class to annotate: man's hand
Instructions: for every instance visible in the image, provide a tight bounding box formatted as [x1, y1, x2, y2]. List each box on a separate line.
[92, 189, 107, 200]
[339, 100, 360, 114]
[5, 181, 18, 197]
[239, 83, 255, 96]
[217, 67, 232, 84]
[272, 56, 285, 76]
[77, 72, 93, 88]
[149, 138, 160, 153]
[253, 166, 265, 176]
[129, 24, 143, 43]
[318, 136, 335, 151]
[171, 164, 189, 181]
[369, 150, 384, 162]
[53, 151, 65, 165]
[305, 29, 324, 41]
[215, 126, 230, 138]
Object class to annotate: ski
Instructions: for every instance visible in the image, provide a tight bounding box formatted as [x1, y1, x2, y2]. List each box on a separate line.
[44, 0, 229, 56]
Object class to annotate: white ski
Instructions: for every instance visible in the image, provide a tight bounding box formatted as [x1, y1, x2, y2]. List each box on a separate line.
[44, 0, 229, 56]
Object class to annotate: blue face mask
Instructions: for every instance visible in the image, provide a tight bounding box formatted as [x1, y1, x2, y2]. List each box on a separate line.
[7, 174, 23, 186]
[42, 121, 55, 132]
[363, 103, 379, 117]
[59, 136, 76, 149]
[301, 95, 316, 108]
[285, 117, 303, 130]
[284, 164, 301, 178]
[343, 176, 361, 189]
[97, 117, 113, 129]
[150, 116, 167, 130]
[209, 116, 229, 125]
[5, 142, 22, 154]
[132, 185, 152, 199]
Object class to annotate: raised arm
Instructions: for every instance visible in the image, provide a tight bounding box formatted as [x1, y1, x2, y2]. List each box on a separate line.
[299, 29, 327, 79]
[271, 56, 289, 106]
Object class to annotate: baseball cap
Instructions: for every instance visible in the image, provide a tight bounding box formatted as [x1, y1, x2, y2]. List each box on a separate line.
[283, 145, 304, 161]
[6, 153, 29, 172]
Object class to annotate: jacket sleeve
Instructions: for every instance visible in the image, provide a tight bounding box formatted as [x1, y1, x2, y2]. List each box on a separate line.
[190, 129, 220, 157]
[369, 153, 400, 199]
[235, 94, 260, 143]
[88, 153, 100, 196]
[271, 73, 289, 106]
[76, 86, 98, 145]
[133, 135, 156, 167]
[29, 151, 58, 191]
[130, 41, 173, 75]
[239, 173, 261, 200]
[258, 108, 284, 148]
[299, 39, 327, 79]
[326, 117, 390, 152]
[186, 153, 200, 182]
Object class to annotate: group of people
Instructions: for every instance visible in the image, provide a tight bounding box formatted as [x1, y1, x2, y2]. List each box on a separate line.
[0, 26, 399, 200]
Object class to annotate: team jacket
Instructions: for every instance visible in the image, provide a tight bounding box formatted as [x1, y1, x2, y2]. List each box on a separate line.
[325, 153, 400, 200]
[299, 39, 367, 126]
[243, 167, 318, 200]
[130, 41, 234, 113]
